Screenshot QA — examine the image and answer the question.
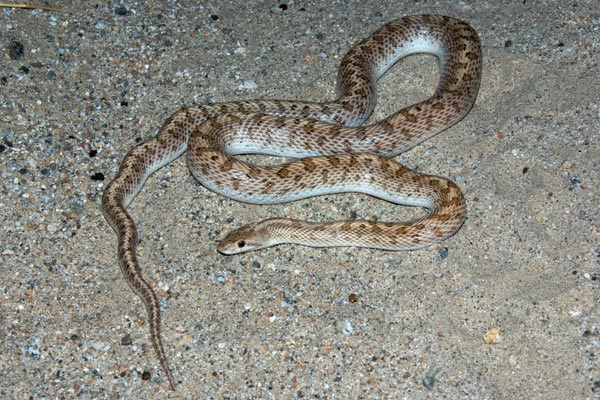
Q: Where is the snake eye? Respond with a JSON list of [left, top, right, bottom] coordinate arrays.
[[237, 240, 246, 248]]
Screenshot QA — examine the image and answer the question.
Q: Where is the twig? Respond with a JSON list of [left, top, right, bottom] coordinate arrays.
[[0, 3, 65, 12]]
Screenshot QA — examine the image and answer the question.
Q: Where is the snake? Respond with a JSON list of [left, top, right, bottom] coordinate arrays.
[[101, 14, 482, 389]]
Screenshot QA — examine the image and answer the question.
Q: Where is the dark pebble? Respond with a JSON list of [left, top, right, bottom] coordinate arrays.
[[438, 247, 448, 260], [422, 373, 436, 389], [120, 334, 132, 345], [8, 41, 24, 60], [114, 6, 129, 16]]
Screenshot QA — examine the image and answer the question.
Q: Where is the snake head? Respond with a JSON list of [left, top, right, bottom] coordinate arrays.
[[217, 222, 274, 255]]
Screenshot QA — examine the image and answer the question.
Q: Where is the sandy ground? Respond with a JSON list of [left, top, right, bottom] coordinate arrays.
[[1, 1, 598, 398]]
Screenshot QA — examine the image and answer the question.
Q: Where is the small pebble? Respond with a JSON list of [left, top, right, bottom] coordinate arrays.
[[121, 334, 133, 345], [341, 319, 354, 334], [46, 222, 60, 234], [239, 79, 257, 90], [8, 41, 24, 60], [438, 247, 449, 260], [114, 6, 129, 16], [484, 327, 502, 344], [422, 368, 438, 389]]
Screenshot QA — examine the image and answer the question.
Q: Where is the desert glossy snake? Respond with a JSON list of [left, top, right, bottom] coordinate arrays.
[[101, 14, 482, 389]]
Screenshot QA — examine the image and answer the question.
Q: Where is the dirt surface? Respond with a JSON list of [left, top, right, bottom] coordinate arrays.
[[1, 1, 598, 398]]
